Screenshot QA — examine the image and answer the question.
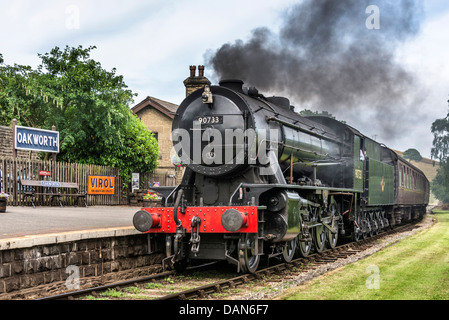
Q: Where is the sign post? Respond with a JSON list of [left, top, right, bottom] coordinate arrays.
[[12, 121, 60, 204], [52, 125, 57, 164], [12, 119, 17, 203], [131, 173, 140, 192]]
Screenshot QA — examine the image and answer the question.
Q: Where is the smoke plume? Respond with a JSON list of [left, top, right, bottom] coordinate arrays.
[[205, 0, 425, 142]]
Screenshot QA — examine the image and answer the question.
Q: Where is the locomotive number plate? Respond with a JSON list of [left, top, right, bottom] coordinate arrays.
[[195, 116, 223, 125]]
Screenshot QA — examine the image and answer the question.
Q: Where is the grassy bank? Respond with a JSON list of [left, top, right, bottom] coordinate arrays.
[[280, 211, 449, 300]]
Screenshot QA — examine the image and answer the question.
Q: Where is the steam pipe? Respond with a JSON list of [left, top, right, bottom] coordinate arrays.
[[266, 116, 340, 144], [173, 189, 184, 228], [173, 189, 185, 263]]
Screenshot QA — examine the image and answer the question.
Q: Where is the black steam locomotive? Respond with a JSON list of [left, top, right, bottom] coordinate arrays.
[[133, 79, 430, 273]]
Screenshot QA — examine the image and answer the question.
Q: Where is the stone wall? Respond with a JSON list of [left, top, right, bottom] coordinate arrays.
[[0, 231, 164, 299], [0, 125, 39, 160]]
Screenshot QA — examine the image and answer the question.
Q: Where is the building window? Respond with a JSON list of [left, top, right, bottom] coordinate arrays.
[[153, 132, 158, 142]]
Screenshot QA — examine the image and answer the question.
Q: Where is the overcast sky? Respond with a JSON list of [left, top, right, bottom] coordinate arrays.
[[1, 0, 449, 159]]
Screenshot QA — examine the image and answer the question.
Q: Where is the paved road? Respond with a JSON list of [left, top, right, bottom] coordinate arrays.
[[0, 205, 141, 239]]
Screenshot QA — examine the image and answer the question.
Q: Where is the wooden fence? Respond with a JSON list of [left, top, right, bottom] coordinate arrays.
[[0, 157, 166, 207]]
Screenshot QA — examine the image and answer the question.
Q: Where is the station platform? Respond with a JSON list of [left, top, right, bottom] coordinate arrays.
[[0, 205, 142, 250]]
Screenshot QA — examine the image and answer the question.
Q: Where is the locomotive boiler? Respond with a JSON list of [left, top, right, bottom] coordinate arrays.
[[133, 79, 430, 273]]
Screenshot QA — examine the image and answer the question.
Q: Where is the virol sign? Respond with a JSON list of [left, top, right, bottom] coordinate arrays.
[[88, 176, 115, 195]]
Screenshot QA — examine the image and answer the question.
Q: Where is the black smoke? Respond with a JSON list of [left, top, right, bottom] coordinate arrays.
[[205, 0, 425, 141]]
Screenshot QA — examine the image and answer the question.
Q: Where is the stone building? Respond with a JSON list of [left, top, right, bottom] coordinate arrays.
[[132, 65, 211, 186], [132, 96, 180, 185]]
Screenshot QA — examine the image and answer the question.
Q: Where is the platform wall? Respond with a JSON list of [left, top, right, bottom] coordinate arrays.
[[0, 231, 164, 299]]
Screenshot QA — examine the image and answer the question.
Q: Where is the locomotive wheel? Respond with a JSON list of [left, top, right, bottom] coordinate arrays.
[[384, 218, 390, 229], [372, 220, 379, 235], [282, 239, 296, 263], [238, 234, 260, 273], [297, 239, 312, 257], [327, 223, 339, 249], [313, 225, 326, 253], [361, 220, 369, 239], [326, 202, 339, 249], [368, 219, 374, 237], [353, 223, 361, 242], [378, 217, 384, 230], [174, 259, 188, 273]]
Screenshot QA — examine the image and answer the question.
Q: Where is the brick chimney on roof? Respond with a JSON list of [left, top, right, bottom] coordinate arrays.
[[183, 65, 211, 97]]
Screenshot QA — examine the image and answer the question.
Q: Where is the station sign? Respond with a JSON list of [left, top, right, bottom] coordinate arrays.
[[41, 181, 61, 188], [15, 126, 59, 153], [88, 175, 115, 195]]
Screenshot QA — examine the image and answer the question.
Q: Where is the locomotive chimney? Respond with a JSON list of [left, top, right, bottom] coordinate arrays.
[[219, 79, 244, 93], [183, 65, 211, 97]]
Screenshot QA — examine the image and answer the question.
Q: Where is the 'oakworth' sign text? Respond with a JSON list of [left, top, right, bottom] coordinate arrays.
[[15, 126, 60, 153]]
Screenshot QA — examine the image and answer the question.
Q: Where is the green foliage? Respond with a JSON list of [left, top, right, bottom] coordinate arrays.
[[431, 102, 449, 203], [0, 46, 158, 183], [403, 148, 422, 162], [431, 162, 449, 204], [431, 113, 449, 162]]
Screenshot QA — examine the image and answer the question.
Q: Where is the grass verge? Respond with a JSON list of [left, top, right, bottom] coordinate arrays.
[[279, 212, 449, 300]]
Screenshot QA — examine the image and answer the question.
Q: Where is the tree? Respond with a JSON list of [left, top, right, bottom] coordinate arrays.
[[403, 148, 422, 162], [431, 111, 449, 162], [431, 162, 449, 204], [430, 100, 449, 203], [0, 45, 159, 183]]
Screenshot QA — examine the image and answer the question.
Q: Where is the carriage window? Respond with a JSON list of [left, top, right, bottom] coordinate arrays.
[[408, 169, 411, 189], [403, 167, 406, 188], [407, 168, 410, 189], [402, 166, 405, 187]]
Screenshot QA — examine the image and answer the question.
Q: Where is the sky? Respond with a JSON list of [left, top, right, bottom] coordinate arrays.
[[1, 0, 449, 159]]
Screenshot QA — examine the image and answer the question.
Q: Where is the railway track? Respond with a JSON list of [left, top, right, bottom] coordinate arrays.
[[36, 219, 426, 301]]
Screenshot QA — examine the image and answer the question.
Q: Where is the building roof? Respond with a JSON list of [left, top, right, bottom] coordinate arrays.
[[132, 96, 179, 119]]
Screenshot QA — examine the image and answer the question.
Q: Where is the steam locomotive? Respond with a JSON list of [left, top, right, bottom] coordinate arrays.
[[133, 79, 430, 273]]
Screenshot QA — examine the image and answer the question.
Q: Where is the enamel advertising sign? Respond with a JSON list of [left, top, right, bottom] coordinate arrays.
[[88, 176, 115, 195]]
